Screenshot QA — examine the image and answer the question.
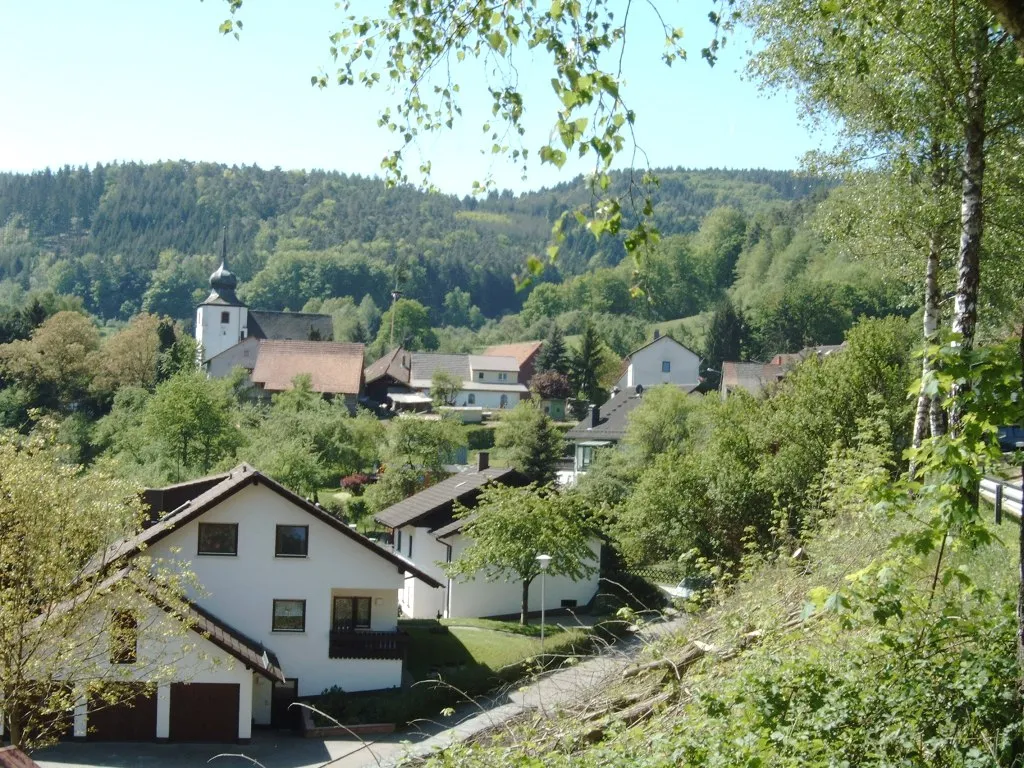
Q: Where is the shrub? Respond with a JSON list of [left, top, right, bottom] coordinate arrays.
[[340, 472, 376, 496], [465, 426, 495, 450]]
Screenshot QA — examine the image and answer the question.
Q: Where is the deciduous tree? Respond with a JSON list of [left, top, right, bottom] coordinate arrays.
[[447, 484, 597, 624]]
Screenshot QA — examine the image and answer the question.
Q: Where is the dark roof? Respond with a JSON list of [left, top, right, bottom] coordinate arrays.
[[183, 596, 285, 682], [374, 467, 526, 530], [625, 333, 698, 360], [93, 465, 443, 589], [248, 310, 333, 342], [432, 514, 476, 539], [365, 347, 412, 386], [35, 566, 286, 683], [565, 391, 646, 442], [0, 746, 40, 768], [142, 473, 231, 525], [410, 353, 471, 385], [250, 341, 365, 395]]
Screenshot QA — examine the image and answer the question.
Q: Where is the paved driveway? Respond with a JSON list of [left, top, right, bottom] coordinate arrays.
[[34, 730, 416, 768], [35, 616, 687, 768]]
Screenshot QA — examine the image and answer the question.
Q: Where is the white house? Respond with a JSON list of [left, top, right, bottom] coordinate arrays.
[[374, 456, 601, 619], [408, 353, 528, 409], [44, 465, 441, 743], [616, 333, 701, 392]]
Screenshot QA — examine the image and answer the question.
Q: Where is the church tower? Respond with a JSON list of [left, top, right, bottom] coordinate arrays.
[[195, 234, 248, 363]]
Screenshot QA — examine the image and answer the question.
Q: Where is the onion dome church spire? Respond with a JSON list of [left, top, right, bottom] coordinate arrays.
[[204, 229, 243, 307]]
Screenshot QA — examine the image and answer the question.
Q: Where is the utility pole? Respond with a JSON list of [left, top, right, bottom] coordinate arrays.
[[388, 284, 402, 348]]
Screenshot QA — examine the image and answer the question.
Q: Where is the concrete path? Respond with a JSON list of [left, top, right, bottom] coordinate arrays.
[[35, 615, 684, 768]]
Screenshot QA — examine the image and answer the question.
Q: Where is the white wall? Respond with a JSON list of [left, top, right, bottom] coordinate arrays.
[[205, 336, 259, 379], [64, 600, 256, 740], [196, 304, 248, 363], [619, 336, 700, 390], [397, 536, 598, 626], [147, 483, 408, 696], [397, 525, 449, 619]]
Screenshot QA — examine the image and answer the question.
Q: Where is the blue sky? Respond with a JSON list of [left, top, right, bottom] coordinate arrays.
[[0, 1, 828, 195]]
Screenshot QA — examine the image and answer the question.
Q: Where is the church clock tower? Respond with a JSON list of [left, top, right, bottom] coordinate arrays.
[[195, 237, 248, 363]]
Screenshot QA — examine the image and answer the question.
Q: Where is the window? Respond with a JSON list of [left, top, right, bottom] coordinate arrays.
[[275, 525, 308, 557], [581, 445, 594, 468], [109, 611, 138, 664], [198, 523, 238, 556], [477, 371, 484, 380], [662, 360, 671, 373], [500, 394, 509, 408], [332, 596, 372, 631], [272, 599, 306, 632], [396, 529, 402, 553], [498, 372, 508, 381], [407, 534, 413, 558], [560, 599, 578, 609], [467, 393, 476, 405], [220, 311, 230, 324]]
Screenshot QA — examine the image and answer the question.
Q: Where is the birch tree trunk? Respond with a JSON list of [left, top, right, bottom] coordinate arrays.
[[949, 32, 988, 435], [912, 224, 945, 453]]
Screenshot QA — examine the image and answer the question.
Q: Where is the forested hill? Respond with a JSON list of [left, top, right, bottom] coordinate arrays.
[[0, 162, 827, 323]]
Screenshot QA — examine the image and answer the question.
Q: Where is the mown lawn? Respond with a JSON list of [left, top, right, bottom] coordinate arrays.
[[310, 617, 592, 727]]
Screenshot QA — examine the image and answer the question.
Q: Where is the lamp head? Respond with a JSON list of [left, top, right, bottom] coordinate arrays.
[[536, 554, 552, 570]]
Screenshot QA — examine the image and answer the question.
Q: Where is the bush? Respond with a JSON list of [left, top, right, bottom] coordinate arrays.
[[340, 472, 376, 496], [465, 426, 495, 450]]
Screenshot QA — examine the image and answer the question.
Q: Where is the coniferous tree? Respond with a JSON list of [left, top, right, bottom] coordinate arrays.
[[535, 323, 569, 375]]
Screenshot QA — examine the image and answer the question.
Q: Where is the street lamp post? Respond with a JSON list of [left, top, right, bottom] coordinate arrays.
[[536, 554, 552, 653]]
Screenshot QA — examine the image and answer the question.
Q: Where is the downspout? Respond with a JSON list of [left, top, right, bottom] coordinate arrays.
[[441, 540, 453, 619]]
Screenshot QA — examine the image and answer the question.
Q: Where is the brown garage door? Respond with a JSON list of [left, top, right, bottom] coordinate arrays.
[[88, 683, 157, 741], [169, 683, 239, 742]]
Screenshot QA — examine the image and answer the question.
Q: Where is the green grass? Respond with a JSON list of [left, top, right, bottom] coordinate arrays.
[[310, 618, 592, 727]]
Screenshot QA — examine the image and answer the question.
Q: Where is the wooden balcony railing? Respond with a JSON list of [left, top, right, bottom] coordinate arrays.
[[328, 629, 408, 660]]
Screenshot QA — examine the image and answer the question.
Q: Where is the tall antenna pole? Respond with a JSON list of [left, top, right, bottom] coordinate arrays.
[[221, 227, 228, 268], [388, 282, 402, 348]]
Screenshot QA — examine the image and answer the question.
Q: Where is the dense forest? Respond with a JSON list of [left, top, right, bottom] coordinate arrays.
[[0, 161, 918, 368]]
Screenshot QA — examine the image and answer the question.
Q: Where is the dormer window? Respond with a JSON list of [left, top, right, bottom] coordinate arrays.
[[220, 311, 230, 324]]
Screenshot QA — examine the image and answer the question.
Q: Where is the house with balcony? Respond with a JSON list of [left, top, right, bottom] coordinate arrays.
[[37, 464, 441, 743]]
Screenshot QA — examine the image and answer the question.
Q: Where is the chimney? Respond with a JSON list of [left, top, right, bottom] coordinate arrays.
[[653, 329, 660, 340], [477, 451, 490, 471], [589, 404, 600, 428]]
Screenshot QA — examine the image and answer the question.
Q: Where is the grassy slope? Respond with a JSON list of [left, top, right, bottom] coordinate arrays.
[[426, 501, 1021, 765]]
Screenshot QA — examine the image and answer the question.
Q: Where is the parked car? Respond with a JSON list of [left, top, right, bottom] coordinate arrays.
[[663, 575, 714, 600], [998, 426, 1024, 453]]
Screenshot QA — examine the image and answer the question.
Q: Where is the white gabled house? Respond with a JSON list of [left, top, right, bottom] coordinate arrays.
[[616, 332, 701, 392], [375, 456, 601, 619], [36, 464, 441, 744]]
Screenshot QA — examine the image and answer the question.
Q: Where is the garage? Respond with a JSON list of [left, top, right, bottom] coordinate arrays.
[[87, 683, 157, 741], [168, 683, 240, 742]]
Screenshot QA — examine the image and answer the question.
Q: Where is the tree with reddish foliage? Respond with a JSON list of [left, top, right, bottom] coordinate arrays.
[[529, 370, 573, 401]]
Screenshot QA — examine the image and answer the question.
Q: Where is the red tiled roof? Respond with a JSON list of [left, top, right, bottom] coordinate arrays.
[[483, 341, 542, 367], [251, 341, 364, 395]]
